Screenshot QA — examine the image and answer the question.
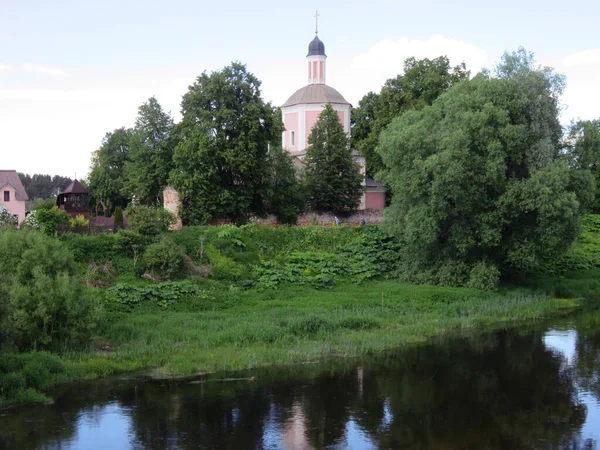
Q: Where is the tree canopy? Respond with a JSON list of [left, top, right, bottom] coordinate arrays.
[[170, 62, 278, 224], [566, 119, 600, 211], [123, 97, 176, 205], [87, 127, 132, 214], [304, 103, 363, 213], [377, 49, 592, 289], [18, 174, 72, 200], [351, 56, 470, 178]]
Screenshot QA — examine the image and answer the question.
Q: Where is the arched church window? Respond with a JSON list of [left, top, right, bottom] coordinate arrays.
[[291, 131, 295, 146]]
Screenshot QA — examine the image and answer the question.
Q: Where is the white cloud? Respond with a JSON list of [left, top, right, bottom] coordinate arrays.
[[22, 63, 70, 77], [555, 49, 600, 122], [351, 35, 490, 73], [0, 64, 11, 73], [563, 49, 600, 67]]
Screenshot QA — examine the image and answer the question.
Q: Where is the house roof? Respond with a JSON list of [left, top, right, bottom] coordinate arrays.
[[365, 178, 383, 187], [60, 179, 89, 195], [282, 84, 351, 108], [0, 170, 29, 200]]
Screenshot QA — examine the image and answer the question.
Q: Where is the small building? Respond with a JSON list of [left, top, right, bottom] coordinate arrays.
[[57, 179, 90, 219], [0, 170, 29, 224]]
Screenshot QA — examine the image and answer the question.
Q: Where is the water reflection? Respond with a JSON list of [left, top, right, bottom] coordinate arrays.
[[2, 312, 600, 449]]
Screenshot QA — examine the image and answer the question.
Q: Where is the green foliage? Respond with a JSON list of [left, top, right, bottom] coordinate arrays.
[[565, 119, 600, 212], [546, 214, 600, 274], [30, 197, 58, 211], [87, 127, 132, 214], [113, 206, 123, 229], [0, 230, 100, 351], [171, 62, 279, 224], [35, 206, 70, 235], [304, 103, 363, 213], [7, 269, 100, 351], [123, 97, 175, 205], [126, 205, 175, 237], [377, 49, 587, 289], [265, 135, 305, 224], [143, 236, 187, 279], [69, 214, 89, 230], [254, 251, 374, 288], [0, 205, 18, 228], [104, 281, 198, 311], [351, 56, 470, 178], [18, 173, 71, 200]]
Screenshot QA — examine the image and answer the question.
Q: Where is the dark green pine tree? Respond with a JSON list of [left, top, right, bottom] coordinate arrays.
[[304, 103, 363, 213]]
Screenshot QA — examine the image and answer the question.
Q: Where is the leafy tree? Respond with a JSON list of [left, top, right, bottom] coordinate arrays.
[[87, 127, 132, 214], [377, 49, 592, 289], [304, 103, 363, 213], [170, 62, 278, 224], [351, 56, 469, 178], [566, 119, 600, 211], [123, 97, 176, 205]]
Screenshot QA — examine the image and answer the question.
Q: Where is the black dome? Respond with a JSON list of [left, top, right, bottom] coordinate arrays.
[[307, 36, 326, 56]]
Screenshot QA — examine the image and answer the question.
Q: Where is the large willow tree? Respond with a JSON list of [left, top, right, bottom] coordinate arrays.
[[377, 49, 593, 289]]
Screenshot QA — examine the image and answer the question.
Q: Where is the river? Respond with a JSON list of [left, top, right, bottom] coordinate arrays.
[[2, 311, 600, 449]]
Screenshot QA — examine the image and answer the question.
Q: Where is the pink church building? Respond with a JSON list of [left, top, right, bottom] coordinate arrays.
[[280, 25, 385, 211]]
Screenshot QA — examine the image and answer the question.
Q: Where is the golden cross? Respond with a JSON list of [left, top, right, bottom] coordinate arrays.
[[314, 10, 319, 35]]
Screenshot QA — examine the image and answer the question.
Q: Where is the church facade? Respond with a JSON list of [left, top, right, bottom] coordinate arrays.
[[280, 25, 385, 211]]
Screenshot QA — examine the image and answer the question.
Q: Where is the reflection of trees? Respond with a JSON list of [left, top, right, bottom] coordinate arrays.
[[1, 323, 597, 450], [574, 311, 600, 401]]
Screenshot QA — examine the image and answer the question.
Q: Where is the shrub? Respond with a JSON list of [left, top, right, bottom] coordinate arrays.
[[114, 206, 124, 230], [0, 230, 100, 351], [69, 214, 90, 232], [0, 205, 18, 228], [35, 207, 70, 235], [466, 261, 500, 291], [143, 236, 187, 279], [21, 212, 40, 230], [126, 205, 175, 238]]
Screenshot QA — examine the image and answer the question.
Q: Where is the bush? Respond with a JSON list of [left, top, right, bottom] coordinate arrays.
[[126, 205, 175, 238], [69, 214, 90, 233], [21, 212, 40, 230], [0, 205, 18, 228], [35, 207, 70, 235], [0, 230, 100, 351], [143, 236, 187, 279], [114, 206, 124, 230]]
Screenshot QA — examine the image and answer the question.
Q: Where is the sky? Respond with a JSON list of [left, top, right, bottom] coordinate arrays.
[[1, 0, 599, 179]]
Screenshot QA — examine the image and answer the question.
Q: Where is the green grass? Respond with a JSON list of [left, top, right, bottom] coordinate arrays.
[[1, 276, 593, 409], [97, 278, 586, 375]]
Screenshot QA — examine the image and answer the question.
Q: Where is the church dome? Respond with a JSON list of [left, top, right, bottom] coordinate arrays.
[[282, 84, 350, 107], [307, 36, 326, 56]]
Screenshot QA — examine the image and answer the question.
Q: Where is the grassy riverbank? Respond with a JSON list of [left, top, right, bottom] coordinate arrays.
[[1, 274, 593, 409], [2, 220, 600, 409]]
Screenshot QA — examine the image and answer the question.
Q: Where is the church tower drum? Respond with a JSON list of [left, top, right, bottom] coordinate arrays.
[[281, 13, 351, 157]]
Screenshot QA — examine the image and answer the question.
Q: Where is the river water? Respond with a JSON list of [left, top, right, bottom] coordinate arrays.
[[2, 311, 600, 449]]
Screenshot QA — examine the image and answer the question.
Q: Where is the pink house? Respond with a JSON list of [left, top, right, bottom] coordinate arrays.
[[0, 170, 29, 224]]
